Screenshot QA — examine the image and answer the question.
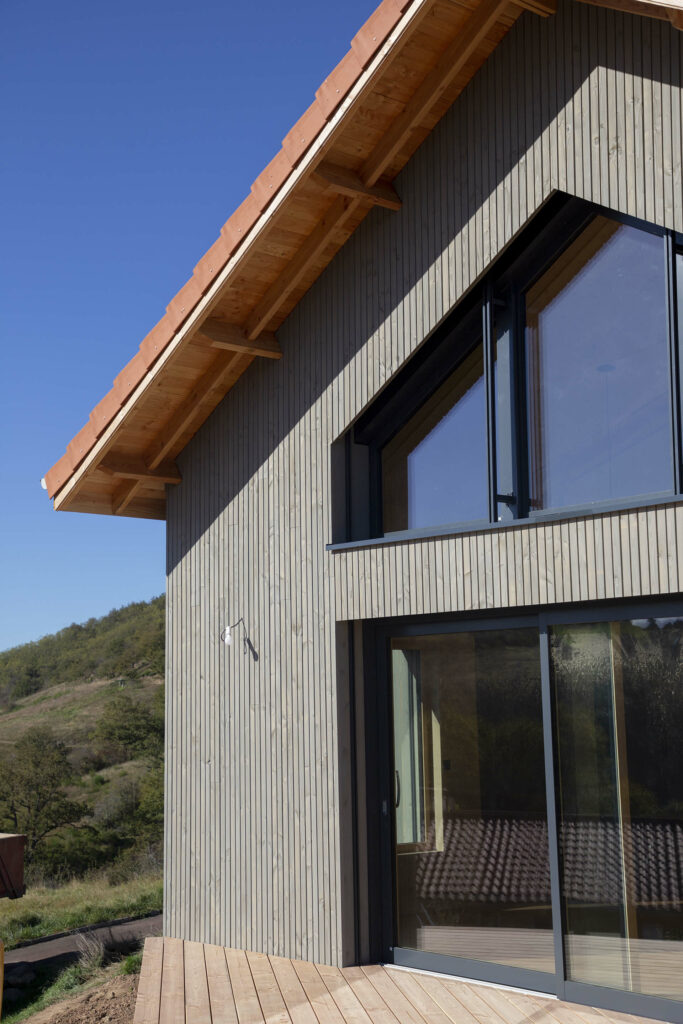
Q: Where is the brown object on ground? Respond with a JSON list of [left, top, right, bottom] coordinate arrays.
[[26, 973, 138, 1024]]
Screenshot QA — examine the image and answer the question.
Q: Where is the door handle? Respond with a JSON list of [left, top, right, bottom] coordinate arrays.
[[395, 769, 401, 808]]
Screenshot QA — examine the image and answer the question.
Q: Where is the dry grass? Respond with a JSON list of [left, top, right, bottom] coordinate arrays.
[[0, 676, 162, 754], [0, 874, 162, 948]]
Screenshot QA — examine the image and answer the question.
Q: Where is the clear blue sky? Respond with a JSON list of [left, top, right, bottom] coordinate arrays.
[[0, 0, 375, 652]]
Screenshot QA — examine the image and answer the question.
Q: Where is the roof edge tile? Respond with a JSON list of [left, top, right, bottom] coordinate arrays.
[[315, 49, 364, 120], [351, 0, 404, 67]]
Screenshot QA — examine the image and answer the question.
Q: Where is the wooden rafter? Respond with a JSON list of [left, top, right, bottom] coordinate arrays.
[[145, 350, 243, 469], [313, 162, 402, 210], [362, 0, 513, 186], [194, 318, 282, 358], [245, 0, 512, 340], [100, 455, 182, 483], [112, 478, 142, 515], [245, 195, 356, 340]]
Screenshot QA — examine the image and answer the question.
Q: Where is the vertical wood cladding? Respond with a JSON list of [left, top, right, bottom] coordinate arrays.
[[165, 1, 683, 963]]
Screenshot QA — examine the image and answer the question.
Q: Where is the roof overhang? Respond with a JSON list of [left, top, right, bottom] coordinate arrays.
[[44, 0, 683, 520]]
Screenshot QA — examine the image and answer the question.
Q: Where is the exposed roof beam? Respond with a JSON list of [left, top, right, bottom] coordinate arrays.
[[112, 479, 140, 515], [362, 0, 513, 186], [244, 0, 511, 340], [194, 318, 282, 358], [145, 350, 243, 469], [313, 161, 402, 210], [99, 456, 182, 484], [512, 0, 557, 14], [575, 0, 682, 23], [245, 195, 356, 340]]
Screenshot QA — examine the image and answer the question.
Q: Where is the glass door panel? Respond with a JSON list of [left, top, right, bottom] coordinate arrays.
[[551, 617, 683, 1002], [390, 629, 555, 974]]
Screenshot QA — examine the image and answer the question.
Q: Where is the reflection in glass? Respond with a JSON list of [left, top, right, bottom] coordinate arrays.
[[526, 217, 671, 511], [551, 618, 683, 1000], [382, 343, 487, 533], [391, 630, 554, 973]]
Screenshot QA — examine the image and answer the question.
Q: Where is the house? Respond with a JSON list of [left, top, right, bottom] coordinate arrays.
[[43, 0, 683, 1020]]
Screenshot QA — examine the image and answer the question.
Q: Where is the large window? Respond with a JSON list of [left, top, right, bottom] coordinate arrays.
[[382, 342, 488, 532], [525, 217, 671, 511], [332, 197, 683, 544]]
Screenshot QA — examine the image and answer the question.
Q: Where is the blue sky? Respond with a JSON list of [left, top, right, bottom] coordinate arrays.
[[0, 0, 375, 652]]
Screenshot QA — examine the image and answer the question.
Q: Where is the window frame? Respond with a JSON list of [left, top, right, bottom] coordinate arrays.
[[329, 195, 683, 548]]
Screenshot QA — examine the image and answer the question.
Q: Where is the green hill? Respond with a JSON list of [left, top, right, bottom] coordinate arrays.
[[0, 597, 166, 888], [0, 596, 165, 706]]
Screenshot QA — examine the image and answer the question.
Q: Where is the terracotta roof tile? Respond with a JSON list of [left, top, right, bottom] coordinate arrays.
[[44, 453, 75, 498], [112, 351, 148, 406], [139, 318, 172, 369], [352, 0, 404, 67], [416, 817, 683, 909], [315, 49, 364, 119], [192, 235, 232, 292], [165, 276, 204, 333], [251, 148, 294, 209], [89, 390, 123, 438], [281, 100, 328, 166], [66, 421, 97, 469], [220, 192, 262, 251]]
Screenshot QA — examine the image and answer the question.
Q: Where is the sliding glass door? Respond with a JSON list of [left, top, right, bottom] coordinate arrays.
[[551, 616, 683, 1003], [390, 626, 555, 986], [384, 607, 683, 1019]]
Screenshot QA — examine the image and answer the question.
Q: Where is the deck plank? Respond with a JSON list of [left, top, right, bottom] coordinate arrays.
[[316, 963, 375, 1024], [410, 971, 483, 1024], [268, 956, 320, 1024], [133, 936, 164, 1024], [134, 942, 672, 1024], [204, 943, 239, 1024], [246, 950, 293, 1024], [185, 941, 212, 1024], [291, 958, 346, 1024], [383, 967, 458, 1024], [360, 965, 427, 1024], [159, 937, 185, 1024], [339, 966, 400, 1024], [225, 947, 266, 1024]]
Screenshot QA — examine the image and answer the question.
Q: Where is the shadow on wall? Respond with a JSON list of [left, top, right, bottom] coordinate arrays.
[[167, 0, 683, 574]]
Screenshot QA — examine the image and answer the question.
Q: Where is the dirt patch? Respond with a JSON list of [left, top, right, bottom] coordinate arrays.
[[25, 974, 138, 1024]]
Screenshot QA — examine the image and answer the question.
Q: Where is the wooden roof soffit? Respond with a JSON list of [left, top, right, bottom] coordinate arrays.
[[48, 0, 565, 519], [245, 0, 513, 342]]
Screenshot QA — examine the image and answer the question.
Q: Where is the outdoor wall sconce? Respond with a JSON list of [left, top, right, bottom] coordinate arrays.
[[219, 618, 258, 662]]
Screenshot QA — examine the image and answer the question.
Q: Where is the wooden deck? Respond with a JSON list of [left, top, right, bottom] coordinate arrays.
[[133, 937, 667, 1024]]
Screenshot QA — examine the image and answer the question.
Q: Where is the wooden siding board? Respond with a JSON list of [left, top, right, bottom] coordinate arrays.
[[165, 0, 683, 963]]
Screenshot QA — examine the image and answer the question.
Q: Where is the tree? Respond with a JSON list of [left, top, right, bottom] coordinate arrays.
[[94, 690, 164, 763], [0, 727, 87, 862]]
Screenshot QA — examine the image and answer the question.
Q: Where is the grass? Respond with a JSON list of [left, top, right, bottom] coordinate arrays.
[[0, 873, 162, 949], [1, 940, 143, 1023]]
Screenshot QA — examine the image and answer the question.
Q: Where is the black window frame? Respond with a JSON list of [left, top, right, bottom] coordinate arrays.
[[329, 194, 683, 548]]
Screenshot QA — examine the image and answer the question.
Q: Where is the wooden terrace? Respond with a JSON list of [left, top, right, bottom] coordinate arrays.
[[133, 937, 667, 1024]]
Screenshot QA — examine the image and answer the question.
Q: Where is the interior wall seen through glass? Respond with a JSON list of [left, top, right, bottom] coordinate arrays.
[[382, 343, 488, 533], [525, 218, 671, 511]]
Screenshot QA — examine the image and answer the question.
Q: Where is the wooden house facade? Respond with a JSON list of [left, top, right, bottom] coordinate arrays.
[[45, 0, 683, 1019]]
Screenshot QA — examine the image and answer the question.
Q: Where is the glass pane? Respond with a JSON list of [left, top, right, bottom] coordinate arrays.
[[552, 618, 683, 1001], [391, 630, 554, 974], [382, 342, 487, 532], [526, 218, 671, 511]]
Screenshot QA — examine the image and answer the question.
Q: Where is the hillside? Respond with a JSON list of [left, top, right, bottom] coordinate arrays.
[[0, 597, 166, 888], [0, 595, 165, 706]]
